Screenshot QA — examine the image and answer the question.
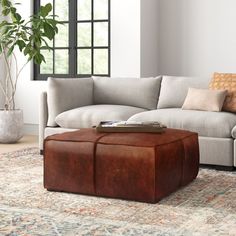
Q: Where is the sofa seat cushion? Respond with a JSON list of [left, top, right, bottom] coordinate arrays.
[[128, 108, 236, 138], [55, 105, 147, 129]]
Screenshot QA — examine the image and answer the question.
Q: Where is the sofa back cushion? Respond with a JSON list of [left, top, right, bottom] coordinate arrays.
[[47, 77, 93, 127], [157, 76, 211, 108], [93, 76, 162, 110]]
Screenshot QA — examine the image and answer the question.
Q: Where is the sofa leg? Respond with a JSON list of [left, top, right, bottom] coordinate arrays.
[[40, 150, 44, 155]]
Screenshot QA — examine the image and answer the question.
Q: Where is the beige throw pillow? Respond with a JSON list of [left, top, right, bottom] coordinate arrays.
[[182, 88, 227, 112]]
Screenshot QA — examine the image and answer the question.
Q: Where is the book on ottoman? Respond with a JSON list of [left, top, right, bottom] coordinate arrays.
[[96, 121, 167, 133]]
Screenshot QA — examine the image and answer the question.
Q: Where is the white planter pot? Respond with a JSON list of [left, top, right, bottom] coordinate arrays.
[[0, 109, 23, 143]]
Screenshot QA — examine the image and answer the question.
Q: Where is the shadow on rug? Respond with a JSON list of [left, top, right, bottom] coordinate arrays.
[[0, 148, 236, 236]]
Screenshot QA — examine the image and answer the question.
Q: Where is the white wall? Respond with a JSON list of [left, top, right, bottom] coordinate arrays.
[[141, 0, 159, 77], [111, 0, 159, 77], [111, 0, 141, 77], [159, 0, 236, 77]]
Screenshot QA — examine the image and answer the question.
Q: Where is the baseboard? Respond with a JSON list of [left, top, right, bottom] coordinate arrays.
[[200, 164, 235, 171], [23, 124, 38, 135]]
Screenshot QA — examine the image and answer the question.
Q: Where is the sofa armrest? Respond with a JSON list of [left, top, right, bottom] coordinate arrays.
[[47, 77, 94, 127], [39, 92, 48, 151], [232, 125, 236, 139]]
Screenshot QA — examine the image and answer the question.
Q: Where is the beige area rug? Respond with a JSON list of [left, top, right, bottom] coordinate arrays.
[[0, 148, 236, 236]]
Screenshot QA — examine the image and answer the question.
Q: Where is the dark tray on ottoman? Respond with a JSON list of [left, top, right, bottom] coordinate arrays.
[[44, 128, 199, 203]]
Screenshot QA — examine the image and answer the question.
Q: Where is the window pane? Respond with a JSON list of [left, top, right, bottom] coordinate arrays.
[[94, 49, 108, 74], [94, 22, 108, 47], [40, 50, 53, 74], [55, 0, 69, 21], [42, 36, 53, 48], [77, 23, 91, 47], [55, 23, 69, 47], [55, 50, 69, 74], [77, 49, 91, 74], [94, 0, 108, 20], [41, 0, 53, 7], [78, 0, 91, 20]]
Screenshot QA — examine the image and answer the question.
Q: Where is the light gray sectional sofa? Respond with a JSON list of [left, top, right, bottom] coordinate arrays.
[[39, 76, 236, 169]]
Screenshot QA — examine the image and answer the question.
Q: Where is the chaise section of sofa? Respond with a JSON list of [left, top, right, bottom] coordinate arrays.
[[128, 75, 236, 168], [129, 108, 236, 167]]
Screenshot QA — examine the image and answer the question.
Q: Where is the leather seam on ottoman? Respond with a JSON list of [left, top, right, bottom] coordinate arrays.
[[93, 135, 109, 195]]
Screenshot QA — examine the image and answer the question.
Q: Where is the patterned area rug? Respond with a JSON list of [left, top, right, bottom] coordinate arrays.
[[0, 148, 236, 236]]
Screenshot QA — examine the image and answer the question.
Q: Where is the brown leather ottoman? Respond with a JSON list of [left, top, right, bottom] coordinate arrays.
[[44, 128, 199, 203]]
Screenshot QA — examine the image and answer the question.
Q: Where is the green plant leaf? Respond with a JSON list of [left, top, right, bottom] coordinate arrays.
[[2, 25, 10, 34], [54, 26, 58, 33], [46, 19, 61, 27], [2, 8, 10, 16], [11, 12, 21, 22], [24, 44, 31, 56], [44, 3, 52, 14], [16, 40, 25, 52], [6, 41, 13, 48], [7, 45, 14, 57], [34, 37, 42, 48], [0, 20, 8, 28], [40, 3, 52, 17], [2, 0, 11, 7], [33, 52, 45, 64], [10, 7, 16, 14], [40, 53, 46, 63], [21, 31, 27, 40], [43, 22, 55, 40]]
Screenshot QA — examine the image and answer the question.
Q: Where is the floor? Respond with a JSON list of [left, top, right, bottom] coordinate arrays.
[[0, 135, 38, 154]]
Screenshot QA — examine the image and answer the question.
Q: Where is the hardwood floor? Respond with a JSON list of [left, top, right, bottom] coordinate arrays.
[[0, 135, 38, 154]]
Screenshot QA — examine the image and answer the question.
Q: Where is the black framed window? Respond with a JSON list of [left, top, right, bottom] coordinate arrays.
[[34, 0, 110, 80]]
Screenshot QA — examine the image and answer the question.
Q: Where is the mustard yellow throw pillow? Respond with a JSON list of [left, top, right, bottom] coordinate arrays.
[[209, 73, 236, 112]]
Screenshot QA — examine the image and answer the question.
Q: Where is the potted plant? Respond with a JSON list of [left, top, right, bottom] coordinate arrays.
[[0, 0, 59, 143]]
